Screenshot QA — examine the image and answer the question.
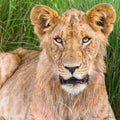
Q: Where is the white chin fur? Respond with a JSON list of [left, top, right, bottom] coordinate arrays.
[[61, 84, 87, 95]]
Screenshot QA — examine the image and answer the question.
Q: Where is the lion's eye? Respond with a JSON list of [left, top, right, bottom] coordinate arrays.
[[54, 37, 63, 45], [82, 37, 91, 45]]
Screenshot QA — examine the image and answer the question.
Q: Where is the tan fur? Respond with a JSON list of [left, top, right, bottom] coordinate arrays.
[[0, 3, 116, 120], [0, 51, 21, 88]]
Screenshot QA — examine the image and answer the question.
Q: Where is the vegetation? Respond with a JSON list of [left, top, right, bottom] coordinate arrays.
[[0, 0, 120, 119]]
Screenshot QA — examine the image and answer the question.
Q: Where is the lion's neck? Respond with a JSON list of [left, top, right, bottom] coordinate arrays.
[[31, 49, 107, 119]]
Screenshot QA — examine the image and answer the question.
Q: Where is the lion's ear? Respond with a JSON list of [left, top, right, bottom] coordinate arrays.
[[30, 5, 59, 37], [86, 4, 116, 36]]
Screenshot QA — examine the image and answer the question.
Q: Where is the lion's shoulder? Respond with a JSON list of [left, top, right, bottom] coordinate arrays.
[[0, 48, 40, 88]]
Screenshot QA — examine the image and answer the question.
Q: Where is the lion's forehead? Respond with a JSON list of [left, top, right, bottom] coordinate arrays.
[[62, 8, 84, 19], [51, 9, 95, 39], [61, 9, 85, 28]]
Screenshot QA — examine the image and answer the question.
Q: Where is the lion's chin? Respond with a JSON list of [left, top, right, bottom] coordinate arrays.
[[61, 84, 87, 95], [59, 75, 89, 94]]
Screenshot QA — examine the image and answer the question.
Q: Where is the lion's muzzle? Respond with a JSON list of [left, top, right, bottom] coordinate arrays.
[[59, 74, 89, 84]]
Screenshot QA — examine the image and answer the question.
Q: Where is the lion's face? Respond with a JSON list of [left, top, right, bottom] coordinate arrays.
[[49, 10, 103, 94], [30, 4, 116, 94]]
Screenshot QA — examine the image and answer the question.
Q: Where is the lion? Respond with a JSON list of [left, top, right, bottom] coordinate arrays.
[[0, 3, 116, 120]]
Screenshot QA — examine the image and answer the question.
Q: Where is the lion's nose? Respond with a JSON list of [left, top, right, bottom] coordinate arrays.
[[65, 66, 79, 74]]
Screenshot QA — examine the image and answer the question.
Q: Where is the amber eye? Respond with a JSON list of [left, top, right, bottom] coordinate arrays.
[[82, 37, 91, 45], [54, 37, 63, 45]]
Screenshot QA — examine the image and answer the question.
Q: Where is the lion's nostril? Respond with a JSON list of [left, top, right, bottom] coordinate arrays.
[[65, 66, 79, 74]]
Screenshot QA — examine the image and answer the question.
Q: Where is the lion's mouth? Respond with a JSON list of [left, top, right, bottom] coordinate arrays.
[[59, 75, 89, 84]]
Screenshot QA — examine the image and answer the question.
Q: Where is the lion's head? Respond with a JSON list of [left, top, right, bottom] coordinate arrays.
[[30, 4, 116, 94]]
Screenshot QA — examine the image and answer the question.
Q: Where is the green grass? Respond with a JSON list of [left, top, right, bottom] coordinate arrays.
[[0, 0, 120, 119]]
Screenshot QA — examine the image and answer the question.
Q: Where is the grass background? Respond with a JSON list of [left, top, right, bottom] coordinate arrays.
[[0, 0, 120, 119]]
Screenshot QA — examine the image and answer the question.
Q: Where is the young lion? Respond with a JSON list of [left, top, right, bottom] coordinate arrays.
[[0, 3, 116, 120]]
